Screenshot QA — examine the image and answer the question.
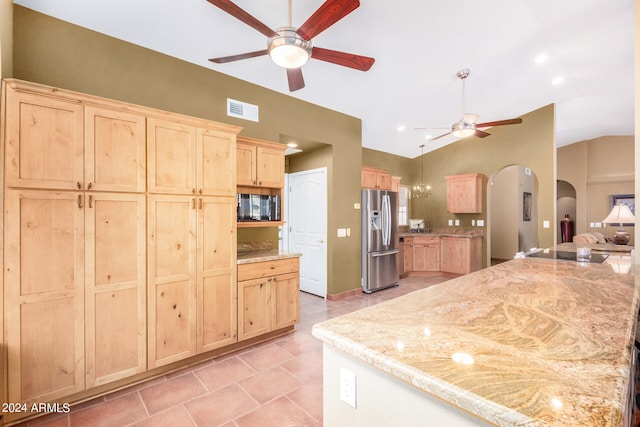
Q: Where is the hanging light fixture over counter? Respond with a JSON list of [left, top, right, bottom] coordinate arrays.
[[412, 144, 431, 199]]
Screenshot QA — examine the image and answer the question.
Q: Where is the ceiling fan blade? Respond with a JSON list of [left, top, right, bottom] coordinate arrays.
[[474, 130, 491, 138], [209, 49, 268, 63], [297, 0, 360, 40], [311, 47, 374, 71], [287, 68, 305, 91], [205, 0, 278, 37], [429, 132, 452, 141], [476, 118, 523, 128]]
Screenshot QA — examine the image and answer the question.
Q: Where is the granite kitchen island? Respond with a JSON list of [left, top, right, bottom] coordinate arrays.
[[312, 257, 639, 426]]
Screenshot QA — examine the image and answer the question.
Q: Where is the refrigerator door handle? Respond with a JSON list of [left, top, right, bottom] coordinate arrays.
[[381, 194, 389, 246], [371, 249, 399, 257]]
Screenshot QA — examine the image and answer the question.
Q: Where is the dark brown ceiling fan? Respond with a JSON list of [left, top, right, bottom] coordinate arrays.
[[206, 0, 375, 92], [416, 69, 523, 140]]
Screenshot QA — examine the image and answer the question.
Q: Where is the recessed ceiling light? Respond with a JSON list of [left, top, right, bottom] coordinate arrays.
[[424, 134, 433, 140], [552, 76, 564, 85], [287, 142, 298, 148], [534, 53, 549, 64], [397, 125, 406, 132]]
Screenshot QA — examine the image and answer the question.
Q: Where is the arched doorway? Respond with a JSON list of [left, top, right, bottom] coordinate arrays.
[[556, 180, 577, 243], [488, 165, 539, 264]]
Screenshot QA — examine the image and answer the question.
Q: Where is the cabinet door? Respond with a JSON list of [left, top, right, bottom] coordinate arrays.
[[441, 237, 468, 274], [403, 240, 413, 273], [446, 174, 483, 213], [85, 193, 146, 387], [85, 106, 146, 193], [147, 118, 197, 195], [272, 272, 300, 330], [197, 196, 237, 352], [147, 195, 197, 368], [198, 128, 236, 196], [376, 173, 392, 191], [236, 142, 257, 186], [256, 146, 284, 188], [411, 244, 428, 272], [5, 91, 84, 190], [238, 277, 271, 341], [361, 168, 378, 189], [425, 244, 441, 271], [5, 190, 85, 403]]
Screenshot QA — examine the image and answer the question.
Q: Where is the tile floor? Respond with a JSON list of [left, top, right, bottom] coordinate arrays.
[[15, 276, 447, 427]]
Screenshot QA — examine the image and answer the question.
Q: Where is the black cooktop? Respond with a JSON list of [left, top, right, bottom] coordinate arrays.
[[526, 250, 609, 264]]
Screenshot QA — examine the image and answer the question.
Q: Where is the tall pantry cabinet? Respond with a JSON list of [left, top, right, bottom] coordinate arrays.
[[0, 79, 242, 410], [3, 84, 148, 403], [147, 118, 238, 368]]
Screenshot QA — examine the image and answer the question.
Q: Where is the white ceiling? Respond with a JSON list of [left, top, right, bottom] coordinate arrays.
[[14, 0, 635, 158]]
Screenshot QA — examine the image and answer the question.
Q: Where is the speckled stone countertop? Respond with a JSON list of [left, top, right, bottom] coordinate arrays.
[[400, 227, 483, 238], [312, 257, 639, 426]]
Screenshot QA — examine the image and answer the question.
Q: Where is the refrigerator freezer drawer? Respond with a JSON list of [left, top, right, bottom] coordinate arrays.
[[363, 250, 399, 293]]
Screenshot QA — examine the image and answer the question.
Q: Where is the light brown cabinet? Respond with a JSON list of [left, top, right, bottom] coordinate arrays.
[[440, 236, 482, 275], [147, 195, 237, 368], [445, 174, 485, 213], [361, 166, 392, 190], [148, 118, 235, 196], [1, 79, 241, 418], [237, 258, 300, 341], [237, 137, 285, 188], [411, 236, 441, 272]]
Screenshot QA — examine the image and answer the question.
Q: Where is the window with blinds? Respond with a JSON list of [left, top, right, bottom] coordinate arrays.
[[398, 185, 409, 226]]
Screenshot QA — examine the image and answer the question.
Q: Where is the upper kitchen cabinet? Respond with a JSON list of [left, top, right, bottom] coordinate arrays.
[[148, 118, 236, 196], [445, 173, 485, 213], [4, 85, 146, 192], [237, 136, 285, 189], [361, 166, 392, 190]]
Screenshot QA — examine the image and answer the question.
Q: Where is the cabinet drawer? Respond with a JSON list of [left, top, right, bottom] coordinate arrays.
[[412, 236, 440, 245], [238, 257, 300, 281]]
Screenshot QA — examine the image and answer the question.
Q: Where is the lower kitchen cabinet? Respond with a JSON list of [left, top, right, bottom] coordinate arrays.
[[237, 258, 300, 341], [440, 236, 482, 275], [411, 237, 441, 272]]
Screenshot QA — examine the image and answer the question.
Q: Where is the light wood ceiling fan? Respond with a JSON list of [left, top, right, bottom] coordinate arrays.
[[206, 0, 375, 91]]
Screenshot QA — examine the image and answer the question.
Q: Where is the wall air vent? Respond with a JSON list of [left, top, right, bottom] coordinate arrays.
[[227, 98, 259, 122]]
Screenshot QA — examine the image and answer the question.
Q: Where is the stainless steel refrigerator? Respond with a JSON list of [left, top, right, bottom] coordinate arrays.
[[361, 189, 399, 293]]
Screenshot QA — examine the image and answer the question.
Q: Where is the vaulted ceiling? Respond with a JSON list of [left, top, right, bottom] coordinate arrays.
[[14, 0, 635, 158]]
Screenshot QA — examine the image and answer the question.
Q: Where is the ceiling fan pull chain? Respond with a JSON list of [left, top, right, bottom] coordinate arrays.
[[288, 0, 292, 26]]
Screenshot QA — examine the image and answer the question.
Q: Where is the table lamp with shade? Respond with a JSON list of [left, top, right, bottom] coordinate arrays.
[[602, 202, 635, 245]]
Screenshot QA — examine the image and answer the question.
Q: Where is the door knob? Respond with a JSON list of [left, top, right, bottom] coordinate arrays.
[[317, 239, 324, 244]]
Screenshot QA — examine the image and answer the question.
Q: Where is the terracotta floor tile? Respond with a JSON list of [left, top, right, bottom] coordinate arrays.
[[280, 349, 323, 382], [69, 393, 146, 427], [194, 357, 255, 391], [238, 343, 295, 372], [287, 378, 324, 422], [237, 366, 301, 404], [104, 375, 168, 400], [184, 383, 258, 426], [235, 396, 319, 427], [275, 332, 323, 356], [139, 373, 207, 415], [130, 405, 195, 427], [18, 413, 69, 427]]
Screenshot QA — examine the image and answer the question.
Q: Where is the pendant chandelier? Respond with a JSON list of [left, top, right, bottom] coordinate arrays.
[[412, 144, 431, 199]]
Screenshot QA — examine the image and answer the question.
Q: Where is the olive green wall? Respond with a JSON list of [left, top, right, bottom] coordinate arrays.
[[0, 0, 11, 78], [362, 148, 415, 187], [363, 104, 556, 266], [11, 5, 362, 296]]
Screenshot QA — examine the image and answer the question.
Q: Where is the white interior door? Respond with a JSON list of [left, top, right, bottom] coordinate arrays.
[[288, 167, 327, 298]]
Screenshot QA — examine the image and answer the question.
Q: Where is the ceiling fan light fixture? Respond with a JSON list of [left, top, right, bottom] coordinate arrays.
[[451, 120, 476, 138], [268, 27, 312, 69]]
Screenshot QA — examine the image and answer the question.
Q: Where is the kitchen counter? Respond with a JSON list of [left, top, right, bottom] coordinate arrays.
[[312, 257, 639, 426], [237, 248, 301, 264], [399, 226, 483, 239]]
